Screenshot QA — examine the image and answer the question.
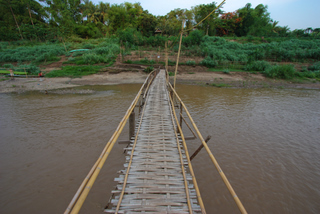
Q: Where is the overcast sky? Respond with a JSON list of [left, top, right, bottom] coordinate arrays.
[[90, 0, 320, 30]]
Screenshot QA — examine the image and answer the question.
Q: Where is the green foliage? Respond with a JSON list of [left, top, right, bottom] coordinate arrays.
[[82, 43, 96, 49], [308, 61, 320, 71], [1, 63, 41, 75], [223, 69, 230, 74], [186, 60, 196, 66], [143, 66, 154, 73], [137, 58, 156, 65], [0, 44, 66, 63], [263, 64, 296, 79], [0, 70, 25, 75], [199, 36, 320, 63], [183, 30, 205, 46], [244, 60, 271, 71], [200, 56, 217, 68], [81, 53, 106, 64], [45, 66, 103, 77]]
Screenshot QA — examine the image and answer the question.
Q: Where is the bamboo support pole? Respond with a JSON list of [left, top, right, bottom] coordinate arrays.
[[168, 83, 247, 214], [65, 72, 154, 214], [179, 103, 183, 128], [168, 87, 206, 214], [173, 19, 185, 89], [190, 135, 211, 161], [179, 112, 197, 138], [129, 111, 135, 140], [165, 41, 168, 72]]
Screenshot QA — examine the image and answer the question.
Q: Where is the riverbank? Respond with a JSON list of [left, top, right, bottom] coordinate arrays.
[[1, 68, 319, 93]]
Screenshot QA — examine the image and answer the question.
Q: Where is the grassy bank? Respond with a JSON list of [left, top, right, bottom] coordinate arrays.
[[1, 36, 320, 82]]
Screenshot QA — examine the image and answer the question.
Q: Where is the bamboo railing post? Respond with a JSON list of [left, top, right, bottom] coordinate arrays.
[[129, 111, 135, 140], [165, 41, 168, 72], [190, 135, 211, 161], [173, 19, 185, 89], [179, 103, 183, 128]]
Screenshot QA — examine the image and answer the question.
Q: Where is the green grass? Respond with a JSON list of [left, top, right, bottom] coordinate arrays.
[[0, 70, 26, 75], [1, 77, 9, 81], [45, 65, 103, 78]]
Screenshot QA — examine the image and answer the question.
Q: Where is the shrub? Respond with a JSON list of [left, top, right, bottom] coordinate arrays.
[[81, 53, 105, 64], [244, 60, 271, 71], [45, 65, 102, 77], [308, 61, 320, 71], [144, 66, 154, 73], [263, 64, 296, 79], [82, 43, 95, 49], [200, 56, 217, 68], [186, 60, 196, 66], [223, 69, 230, 74]]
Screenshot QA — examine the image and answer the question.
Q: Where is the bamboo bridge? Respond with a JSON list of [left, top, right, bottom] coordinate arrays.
[[65, 69, 247, 214]]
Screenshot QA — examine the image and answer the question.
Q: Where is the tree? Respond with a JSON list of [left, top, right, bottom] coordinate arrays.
[[193, 2, 223, 36], [43, 0, 82, 35], [137, 12, 157, 37]]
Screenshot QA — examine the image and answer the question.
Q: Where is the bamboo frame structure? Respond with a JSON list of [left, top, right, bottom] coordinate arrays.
[[168, 83, 248, 214], [65, 72, 155, 214]]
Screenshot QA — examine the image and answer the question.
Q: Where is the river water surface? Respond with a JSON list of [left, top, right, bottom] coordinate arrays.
[[0, 84, 319, 214]]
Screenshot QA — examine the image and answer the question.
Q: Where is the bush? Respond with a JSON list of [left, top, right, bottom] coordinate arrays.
[[244, 61, 271, 71], [0, 44, 66, 62], [144, 66, 154, 73], [82, 43, 95, 49], [186, 60, 196, 66], [45, 65, 102, 77], [263, 64, 296, 79], [81, 53, 105, 64], [308, 61, 320, 71], [200, 56, 217, 68]]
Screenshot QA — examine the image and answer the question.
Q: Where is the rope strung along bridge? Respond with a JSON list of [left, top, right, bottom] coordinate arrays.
[[65, 69, 247, 214]]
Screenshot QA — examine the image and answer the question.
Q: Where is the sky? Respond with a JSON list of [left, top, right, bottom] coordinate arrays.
[[90, 0, 320, 31]]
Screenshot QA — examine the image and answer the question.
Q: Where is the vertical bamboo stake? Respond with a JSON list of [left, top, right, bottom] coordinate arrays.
[[129, 111, 135, 140], [173, 19, 185, 89], [179, 103, 183, 128], [165, 41, 168, 72]]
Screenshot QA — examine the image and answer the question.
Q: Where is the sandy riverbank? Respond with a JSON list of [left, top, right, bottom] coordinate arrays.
[[1, 69, 319, 93]]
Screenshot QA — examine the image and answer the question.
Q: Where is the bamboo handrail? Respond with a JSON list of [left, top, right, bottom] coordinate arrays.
[[115, 82, 150, 213], [168, 83, 247, 214], [168, 86, 206, 213], [65, 72, 155, 214]]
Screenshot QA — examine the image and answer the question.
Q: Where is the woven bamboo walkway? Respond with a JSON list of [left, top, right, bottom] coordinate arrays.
[[105, 70, 201, 213]]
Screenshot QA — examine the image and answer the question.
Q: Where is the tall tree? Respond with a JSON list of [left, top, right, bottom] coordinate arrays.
[[193, 2, 222, 36]]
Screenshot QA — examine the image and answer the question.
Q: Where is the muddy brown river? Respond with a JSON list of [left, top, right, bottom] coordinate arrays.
[[1, 84, 319, 213]]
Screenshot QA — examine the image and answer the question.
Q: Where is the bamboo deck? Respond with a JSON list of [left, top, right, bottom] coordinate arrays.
[[105, 70, 201, 213]]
